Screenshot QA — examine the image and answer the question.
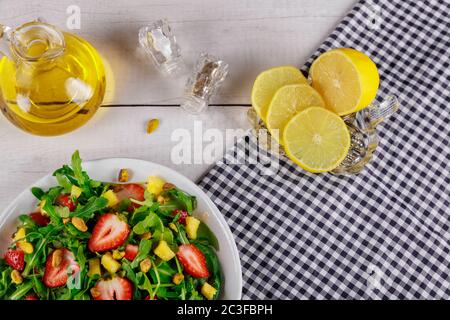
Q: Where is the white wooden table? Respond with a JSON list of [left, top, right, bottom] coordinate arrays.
[[0, 0, 355, 209]]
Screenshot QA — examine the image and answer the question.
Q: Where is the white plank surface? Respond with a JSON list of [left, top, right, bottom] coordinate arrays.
[[0, 0, 355, 209]]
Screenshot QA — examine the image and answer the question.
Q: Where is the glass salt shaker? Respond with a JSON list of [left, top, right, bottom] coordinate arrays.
[[181, 53, 229, 115], [138, 19, 184, 76]]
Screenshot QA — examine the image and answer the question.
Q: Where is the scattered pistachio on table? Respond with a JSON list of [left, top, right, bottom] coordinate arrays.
[[147, 118, 159, 134]]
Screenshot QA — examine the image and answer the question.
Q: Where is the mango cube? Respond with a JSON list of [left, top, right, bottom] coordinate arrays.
[[186, 216, 200, 240], [112, 250, 125, 260], [147, 176, 165, 196], [87, 258, 101, 277], [201, 283, 217, 300], [102, 190, 119, 207], [154, 240, 175, 261], [101, 253, 121, 274]]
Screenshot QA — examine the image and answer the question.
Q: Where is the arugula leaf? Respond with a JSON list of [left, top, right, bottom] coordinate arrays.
[[167, 189, 196, 214], [158, 287, 182, 299], [122, 261, 141, 300], [32, 276, 48, 299], [122, 261, 137, 283], [53, 165, 78, 185], [43, 199, 63, 226], [196, 243, 222, 296], [130, 239, 152, 268], [153, 228, 174, 244], [135, 212, 172, 243], [23, 226, 61, 276], [130, 206, 151, 225], [71, 151, 86, 187], [175, 222, 189, 245], [75, 244, 87, 271], [72, 197, 108, 219], [64, 223, 90, 239], [31, 187, 45, 200], [133, 212, 160, 235], [90, 180, 102, 189], [185, 277, 204, 300], [136, 272, 153, 297], [158, 200, 181, 213], [66, 150, 99, 197], [9, 281, 34, 300], [55, 206, 70, 218], [73, 292, 90, 300], [47, 186, 64, 202], [0, 268, 11, 298], [72, 276, 95, 300], [150, 261, 176, 283], [54, 287, 72, 300], [195, 222, 220, 250], [56, 173, 72, 193], [149, 259, 161, 298], [18, 214, 37, 228], [117, 198, 132, 213]]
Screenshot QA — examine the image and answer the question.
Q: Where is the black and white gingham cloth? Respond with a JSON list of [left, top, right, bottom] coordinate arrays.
[[198, 0, 450, 299]]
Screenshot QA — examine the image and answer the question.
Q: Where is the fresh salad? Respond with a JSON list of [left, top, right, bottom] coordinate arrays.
[[0, 151, 221, 300]]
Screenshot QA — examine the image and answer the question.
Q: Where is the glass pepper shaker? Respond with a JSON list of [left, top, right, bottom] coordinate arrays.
[[181, 53, 229, 115]]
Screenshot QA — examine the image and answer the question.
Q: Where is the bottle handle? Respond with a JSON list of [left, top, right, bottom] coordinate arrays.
[[0, 24, 12, 59], [355, 95, 400, 133]]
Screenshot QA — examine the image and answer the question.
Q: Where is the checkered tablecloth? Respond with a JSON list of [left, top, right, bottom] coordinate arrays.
[[198, 0, 450, 299]]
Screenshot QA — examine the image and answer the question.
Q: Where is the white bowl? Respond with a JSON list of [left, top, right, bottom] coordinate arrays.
[[0, 158, 242, 300]]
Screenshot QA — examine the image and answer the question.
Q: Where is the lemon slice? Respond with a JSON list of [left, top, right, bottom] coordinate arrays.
[[266, 84, 325, 144], [251, 65, 308, 121], [309, 48, 379, 116], [283, 107, 350, 173]]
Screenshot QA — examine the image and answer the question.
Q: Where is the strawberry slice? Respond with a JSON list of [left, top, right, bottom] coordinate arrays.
[[43, 248, 80, 288], [124, 244, 139, 261], [88, 214, 130, 252], [114, 184, 145, 203], [176, 244, 210, 278], [172, 209, 188, 224], [4, 249, 25, 271], [114, 184, 145, 211], [92, 277, 132, 300], [55, 194, 77, 212], [30, 212, 50, 226], [25, 294, 38, 300]]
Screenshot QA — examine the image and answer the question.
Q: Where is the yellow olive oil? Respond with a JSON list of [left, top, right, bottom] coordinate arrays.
[[0, 30, 105, 136]]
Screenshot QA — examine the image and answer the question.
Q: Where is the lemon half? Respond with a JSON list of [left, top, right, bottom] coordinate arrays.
[[283, 107, 350, 173], [309, 48, 379, 116], [251, 65, 307, 121]]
